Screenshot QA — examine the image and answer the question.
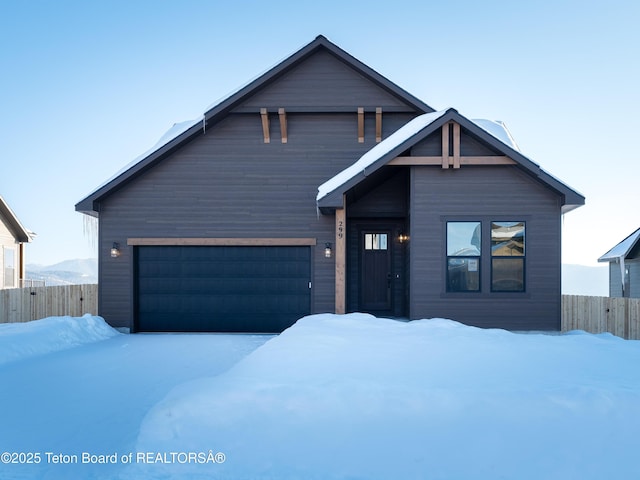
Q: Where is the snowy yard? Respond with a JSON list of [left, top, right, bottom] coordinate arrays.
[[1, 314, 640, 479]]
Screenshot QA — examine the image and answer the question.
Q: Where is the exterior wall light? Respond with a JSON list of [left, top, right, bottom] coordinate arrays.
[[324, 242, 332, 258], [110, 242, 121, 258], [398, 232, 409, 243]]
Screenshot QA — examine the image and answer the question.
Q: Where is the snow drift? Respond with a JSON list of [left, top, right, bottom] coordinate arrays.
[[130, 313, 640, 480], [0, 314, 119, 366]]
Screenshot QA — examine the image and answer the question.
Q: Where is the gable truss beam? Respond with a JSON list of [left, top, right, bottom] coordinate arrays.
[[387, 121, 516, 167], [388, 156, 517, 166]]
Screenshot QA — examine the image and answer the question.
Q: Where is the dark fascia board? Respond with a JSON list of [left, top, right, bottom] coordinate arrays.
[[317, 108, 586, 212], [76, 35, 434, 216], [75, 120, 205, 215], [203, 35, 435, 121], [453, 113, 585, 213], [0, 196, 31, 243]]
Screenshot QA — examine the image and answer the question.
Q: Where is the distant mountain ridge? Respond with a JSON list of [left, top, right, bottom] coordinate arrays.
[[26, 258, 98, 286]]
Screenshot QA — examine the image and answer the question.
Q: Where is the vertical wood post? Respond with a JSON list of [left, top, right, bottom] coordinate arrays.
[[335, 204, 346, 314], [441, 122, 450, 168], [452, 122, 461, 169]]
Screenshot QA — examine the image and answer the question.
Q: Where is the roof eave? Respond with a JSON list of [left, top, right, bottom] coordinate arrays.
[[78, 35, 435, 216], [457, 114, 585, 212], [597, 228, 640, 262], [75, 121, 205, 215], [0, 196, 32, 243], [317, 108, 586, 214]]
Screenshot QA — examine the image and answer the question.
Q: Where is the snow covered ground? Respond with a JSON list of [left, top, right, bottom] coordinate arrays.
[[0, 316, 269, 480], [2, 314, 640, 479]]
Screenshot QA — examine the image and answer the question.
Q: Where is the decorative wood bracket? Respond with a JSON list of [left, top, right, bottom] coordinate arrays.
[[376, 107, 382, 143], [279, 108, 287, 143], [357, 107, 364, 143], [260, 108, 270, 143]]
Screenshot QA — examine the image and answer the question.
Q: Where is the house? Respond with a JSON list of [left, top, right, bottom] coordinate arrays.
[[0, 196, 33, 289], [598, 228, 640, 297], [76, 35, 584, 333]]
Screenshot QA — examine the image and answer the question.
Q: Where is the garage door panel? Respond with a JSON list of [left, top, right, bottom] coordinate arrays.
[[136, 246, 311, 332]]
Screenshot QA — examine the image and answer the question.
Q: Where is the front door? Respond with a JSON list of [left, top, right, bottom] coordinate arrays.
[[360, 231, 392, 312]]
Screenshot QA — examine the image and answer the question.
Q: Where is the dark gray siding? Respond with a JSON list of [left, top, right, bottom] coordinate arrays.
[[347, 169, 408, 218], [236, 50, 413, 111], [98, 112, 417, 328], [409, 165, 563, 330]]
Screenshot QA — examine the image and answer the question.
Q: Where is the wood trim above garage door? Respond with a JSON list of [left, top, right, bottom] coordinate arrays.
[[127, 237, 317, 246]]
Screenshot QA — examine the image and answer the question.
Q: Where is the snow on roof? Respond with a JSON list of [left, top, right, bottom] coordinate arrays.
[[316, 110, 522, 203], [471, 119, 520, 152], [598, 228, 640, 262], [316, 110, 447, 202], [81, 117, 203, 199]]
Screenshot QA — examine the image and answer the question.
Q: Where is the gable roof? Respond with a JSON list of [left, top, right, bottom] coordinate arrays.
[[316, 108, 585, 214], [598, 228, 640, 263], [76, 35, 434, 216], [0, 196, 33, 243]]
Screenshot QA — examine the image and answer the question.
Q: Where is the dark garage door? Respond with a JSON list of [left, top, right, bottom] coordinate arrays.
[[136, 246, 311, 333]]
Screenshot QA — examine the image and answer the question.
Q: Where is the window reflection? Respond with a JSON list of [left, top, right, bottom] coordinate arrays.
[[491, 222, 525, 292], [447, 222, 481, 292], [447, 222, 481, 256], [491, 222, 525, 256]]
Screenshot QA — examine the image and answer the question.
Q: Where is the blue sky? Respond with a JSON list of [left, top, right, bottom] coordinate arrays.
[[1, 0, 638, 265]]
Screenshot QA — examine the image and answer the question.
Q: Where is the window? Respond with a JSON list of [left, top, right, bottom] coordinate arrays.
[[447, 222, 481, 292], [491, 221, 525, 292], [364, 233, 387, 251], [4, 247, 15, 288]]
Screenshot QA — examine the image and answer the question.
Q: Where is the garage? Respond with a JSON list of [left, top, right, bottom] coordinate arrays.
[[135, 245, 311, 333]]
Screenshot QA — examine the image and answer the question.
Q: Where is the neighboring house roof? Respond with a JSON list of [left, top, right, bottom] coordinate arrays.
[[0, 196, 33, 243], [316, 108, 585, 214], [598, 228, 640, 262], [75, 35, 434, 216]]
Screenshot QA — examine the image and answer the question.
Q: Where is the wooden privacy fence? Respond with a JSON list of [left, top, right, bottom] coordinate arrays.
[[0, 284, 98, 324], [562, 295, 640, 340], [1, 288, 640, 339]]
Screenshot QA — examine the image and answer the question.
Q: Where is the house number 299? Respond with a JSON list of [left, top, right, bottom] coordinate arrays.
[[338, 220, 344, 240]]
